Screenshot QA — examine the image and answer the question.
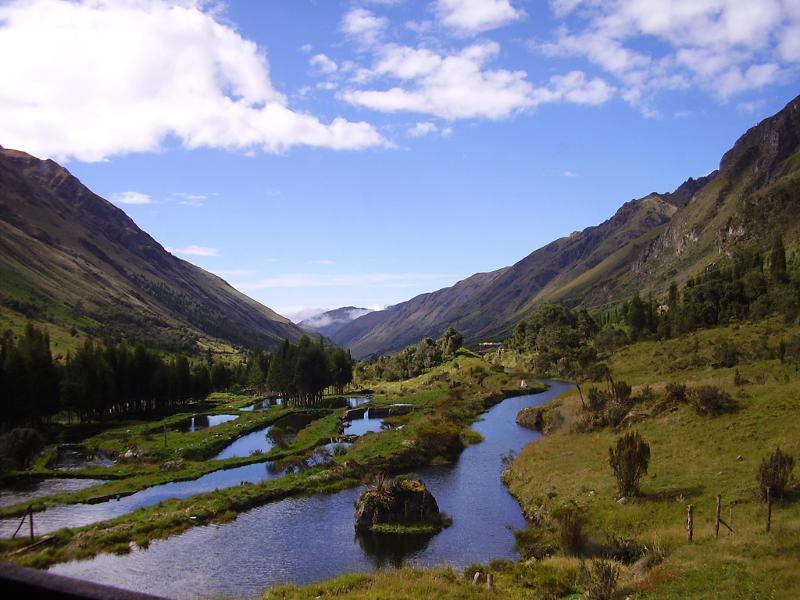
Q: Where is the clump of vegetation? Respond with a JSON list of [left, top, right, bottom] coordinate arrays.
[[512, 527, 557, 561], [689, 385, 736, 416], [582, 559, 620, 600], [552, 503, 585, 555], [665, 382, 687, 404], [603, 534, 646, 564], [0, 427, 45, 470], [608, 431, 650, 497], [757, 448, 795, 501]]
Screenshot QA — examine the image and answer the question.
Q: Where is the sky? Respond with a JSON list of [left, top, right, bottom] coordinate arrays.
[[1, 0, 799, 322]]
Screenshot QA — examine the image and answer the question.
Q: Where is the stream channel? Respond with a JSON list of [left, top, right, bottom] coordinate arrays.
[[48, 382, 570, 598]]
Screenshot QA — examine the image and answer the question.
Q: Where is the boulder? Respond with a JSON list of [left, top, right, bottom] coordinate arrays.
[[516, 407, 544, 431], [354, 478, 441, 531]]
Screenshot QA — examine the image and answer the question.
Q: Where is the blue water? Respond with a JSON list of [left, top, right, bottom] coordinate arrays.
[[213, 427, 274, 460], [343, 410, 385, 436], [51, 382, 572, 599]]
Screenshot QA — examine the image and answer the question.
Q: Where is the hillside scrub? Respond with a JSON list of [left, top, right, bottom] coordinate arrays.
[[504, 320, 800, 597]]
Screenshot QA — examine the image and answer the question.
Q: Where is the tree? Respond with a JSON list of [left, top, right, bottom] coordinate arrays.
[[439, 327, 463, 356], [757, 448, 795, 501], [608, 431, 650, 497], [769, 236, 788, 283]]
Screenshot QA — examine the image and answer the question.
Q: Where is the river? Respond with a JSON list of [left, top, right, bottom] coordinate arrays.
[[50, 381, 571, 599]]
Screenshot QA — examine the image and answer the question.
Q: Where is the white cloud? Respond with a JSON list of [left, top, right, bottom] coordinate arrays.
[[436, 0, 524, 35], [173, 245, 220, 257], [407, 122, 438, 137], [341, 8, 388, 46], [562, 170, 577, 177], [299, 307, 375, 328], [0, 0, 386, 162], [109, 191, 152, 205], [172, 192, 211, 207], [342, 43, 615, 120], [306, 259, 336, 265], [538, 0, 798, 106], [310, 53, 338, 74]]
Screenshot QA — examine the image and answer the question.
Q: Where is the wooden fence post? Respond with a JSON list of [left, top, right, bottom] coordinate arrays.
[[472, 572, 481, 585], [486, 573, 494, 591], [687, 504, 694, 542], [28, 506, 34, 541], [766, 487, 772, 533], [715, 495, 721, 539]]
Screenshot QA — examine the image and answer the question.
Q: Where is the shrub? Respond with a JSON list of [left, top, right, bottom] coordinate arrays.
[[612, 381, 631, 404], [583, 559, 619, 600], [689, 386, 736, 416], [513, 527, 557, 561], [712, 338, 739, 368], [604, 534, 645, 564], [757, 448, 795, 501], [0, 428, 45, 470], [664, 382, 687, 404], [587, 387, 609, 412], [552, 504, 585, 555], [609, 431, 650, 497]]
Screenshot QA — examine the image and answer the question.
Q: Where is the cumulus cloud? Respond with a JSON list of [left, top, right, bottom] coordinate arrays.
[[436, 0, 524, 35], [109, 191, 152, 205], [342, 42, 614, 120], [537, 0, 799, 107], [0, 0, 386, 162], [310, 53, 338, 74], [407, 122, 439, 137], [341, 8, 388, 46]]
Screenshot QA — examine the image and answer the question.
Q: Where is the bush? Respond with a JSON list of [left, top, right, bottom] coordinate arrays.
[[552, 504, 585, 555], [712, 338, 740, 368], [612, 381, 631, 404], [604, 534, 645, 564], [0, 428, 45, 470], [689, 386, 736, 416], [587, 387, 609, 412], [664, 382, 687, 404], [583, 559, 619, 600], [513, 527, 557, 560], [757, 448, 795, 501], [609, 431, 650, 497]]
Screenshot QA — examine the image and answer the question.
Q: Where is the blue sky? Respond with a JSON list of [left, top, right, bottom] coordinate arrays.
[[1, 0, 799, 321]]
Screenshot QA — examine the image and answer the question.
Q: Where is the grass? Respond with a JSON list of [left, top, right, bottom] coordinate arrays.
[[503, 318, 800, 598]]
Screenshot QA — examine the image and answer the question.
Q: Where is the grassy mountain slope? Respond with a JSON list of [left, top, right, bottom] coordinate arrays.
[[0, 147, 304, 351], [334, 94, 800, 358]]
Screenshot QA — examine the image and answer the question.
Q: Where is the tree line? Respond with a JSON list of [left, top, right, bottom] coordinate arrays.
[[0, 325, 354, 428]]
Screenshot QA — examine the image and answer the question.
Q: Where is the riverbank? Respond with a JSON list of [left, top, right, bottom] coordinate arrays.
[[1, 350, 542, 570]]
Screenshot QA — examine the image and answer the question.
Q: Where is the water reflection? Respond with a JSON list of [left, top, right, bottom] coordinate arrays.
[[343, 410, 385, 436], [173, 414, 238, 432], [0, 478, 107, 509], [355, 529, 436, 569]]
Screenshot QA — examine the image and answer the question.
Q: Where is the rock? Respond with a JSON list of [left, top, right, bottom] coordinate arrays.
[[516, 407, 544, 431], [617, 497, 628, 504], [736, 455, 744, 461], [354, 478, 441, 531]]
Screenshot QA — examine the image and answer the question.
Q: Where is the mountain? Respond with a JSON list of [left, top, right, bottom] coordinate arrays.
[[298, 306, 374, 338], [334, 94, 800, 358], [0, 147, 305, 351]]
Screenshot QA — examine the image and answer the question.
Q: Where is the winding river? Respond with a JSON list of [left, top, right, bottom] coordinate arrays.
[[50, 381, 571, 599]]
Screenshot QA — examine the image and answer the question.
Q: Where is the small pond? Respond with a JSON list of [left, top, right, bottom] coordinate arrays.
[[213, 426, 274, 460], [240, 398, 283, 412], [51, 446, 115, 471]]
